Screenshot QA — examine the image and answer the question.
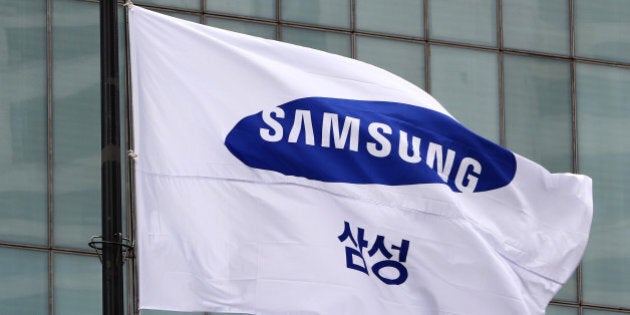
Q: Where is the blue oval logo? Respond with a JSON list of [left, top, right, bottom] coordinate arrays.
[[225, 97, 516, 193]]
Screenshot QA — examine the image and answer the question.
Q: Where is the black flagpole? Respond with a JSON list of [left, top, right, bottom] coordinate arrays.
[[100, 0, 124, 314]]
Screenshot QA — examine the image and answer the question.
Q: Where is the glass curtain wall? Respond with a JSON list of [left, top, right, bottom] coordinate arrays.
[[1, 0, 629, 314]]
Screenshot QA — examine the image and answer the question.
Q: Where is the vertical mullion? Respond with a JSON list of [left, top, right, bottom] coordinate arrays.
[[569, 0, 578, 174], [46, 0, 55, 313], [497, 0, 505, 146], [276, 0, 281, 40], [572, 59, 582, 315], [200, 0, 206, 24], [569, 0, 576, 59], [424, 0, 430, 92], [496, 0, 503, 50], [49, 252, 54, 315], [424, 0, 429, 40], [498, 53, 505, 146], [350, 0, 356, 59], [569, 0, 583, 314], [46, 0, 53, 251]]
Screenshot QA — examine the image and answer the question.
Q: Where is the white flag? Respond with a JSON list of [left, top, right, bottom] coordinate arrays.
[[129, 5, 592, 315]]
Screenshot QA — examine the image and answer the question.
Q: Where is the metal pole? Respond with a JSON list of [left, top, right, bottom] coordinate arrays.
[[100, 0, 124, 314]]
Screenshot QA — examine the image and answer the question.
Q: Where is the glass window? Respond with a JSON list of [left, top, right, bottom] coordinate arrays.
[[52, 0, 101, 250], [429, 45, 499, 142], [554, 271, 578, 302], [206, 18, 276, 39], [575, 0, 630, 63], [429, 0, 496, 46], [545, 305, 577, 315], [502, 0, 570, 55], [504, 55, 572, 173], [281, 27, 351, 57], [282, 0, 350, 29], [356, 0, 424, 37], [0, 248, 47, 315], [0, 0, 48, 245], [54, 254, 101, 315], [156, 10, 201, 23], [578, 63, 630, 308], [206, 0, 276, 20], [135, 0, 201, 10], [357, 36, 425, 88]]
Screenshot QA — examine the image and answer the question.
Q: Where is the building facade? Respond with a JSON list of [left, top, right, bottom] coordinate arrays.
[[1, 0, 629, 314]]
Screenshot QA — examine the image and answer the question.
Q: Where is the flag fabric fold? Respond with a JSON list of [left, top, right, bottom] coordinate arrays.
[[129, 5, 592, 315]]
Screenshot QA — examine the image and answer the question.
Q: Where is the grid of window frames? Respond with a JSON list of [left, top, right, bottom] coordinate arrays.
[[1, 0, 629, 314]]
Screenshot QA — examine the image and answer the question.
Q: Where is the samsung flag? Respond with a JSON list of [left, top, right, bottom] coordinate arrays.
[[129, 5, 592, 315]]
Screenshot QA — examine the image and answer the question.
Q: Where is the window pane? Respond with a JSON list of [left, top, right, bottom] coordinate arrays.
[[554, 271, 578, 302], [575, 0, 630, 63], [156, 10, 201, 23], [356, 0, 424, 37], [502, 0, 569, 55], [281, 27, 351, 57], [504, 55, 572, 173], [545, 305, 577, 315], [206, 0, 276, 20], [0, 0, 47, 244], [578, 63, 630, 308], [54, 254, 101, 315], [429, 0, 496, 46], [430, 45, 498, 142], [52, 0, 101, 249], [135, 0, 201, 10], [0, 248, 47, 315], [357, 36, 425, 88], [282, 0, 350, 28], [206, 17, 276, 39]]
